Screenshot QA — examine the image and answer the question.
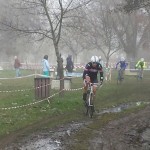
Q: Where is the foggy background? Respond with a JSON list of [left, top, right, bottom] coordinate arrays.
[[0, 0, 150, 67]]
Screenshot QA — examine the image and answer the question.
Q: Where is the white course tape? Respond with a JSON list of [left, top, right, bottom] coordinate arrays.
[[0, 87, 83, 110], [0, 74, 49, 80]]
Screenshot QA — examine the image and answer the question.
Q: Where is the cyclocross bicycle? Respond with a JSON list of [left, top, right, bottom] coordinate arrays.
[[117, 68, 124, 84], [136, 68, 143, 80], [85, 82, 101, 118]]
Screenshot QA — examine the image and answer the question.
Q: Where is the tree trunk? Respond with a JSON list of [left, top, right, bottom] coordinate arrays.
[[54, 44, 64, 97], [58, 55, 64, 96]]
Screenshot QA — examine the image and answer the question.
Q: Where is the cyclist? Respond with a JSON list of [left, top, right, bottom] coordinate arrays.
[[82, 56, 103, 101], [135, 58, 146, 79], [116, 56, 128, 81]]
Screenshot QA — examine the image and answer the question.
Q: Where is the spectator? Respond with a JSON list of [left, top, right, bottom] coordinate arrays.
[[14, 56, 21, 77], [42, 55, 50, 76], [66, 55, 74, 73]]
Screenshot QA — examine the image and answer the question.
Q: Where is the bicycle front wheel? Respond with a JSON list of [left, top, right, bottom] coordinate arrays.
[[87, 93, 94, 118], [88, 106, 94, 118]]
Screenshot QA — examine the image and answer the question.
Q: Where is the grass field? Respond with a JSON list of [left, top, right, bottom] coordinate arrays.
[[0, 69, 150, 137]]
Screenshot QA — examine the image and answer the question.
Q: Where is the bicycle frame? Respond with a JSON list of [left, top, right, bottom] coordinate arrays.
[[87, 83, 93, 106], [85, 82, 100, 118]]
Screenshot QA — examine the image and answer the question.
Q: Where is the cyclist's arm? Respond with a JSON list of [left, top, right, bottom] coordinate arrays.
[[115, 61, 120, 69], [98, 64, 104, 84], [99, 71, 103, 84], [135, 61, 140, 68], [83, 63, 90, 80]]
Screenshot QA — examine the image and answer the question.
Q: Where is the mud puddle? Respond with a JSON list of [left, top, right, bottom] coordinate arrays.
[[5, 121, 91, 150], [4, 101, 150, 150], [96, 101, 150, 114]]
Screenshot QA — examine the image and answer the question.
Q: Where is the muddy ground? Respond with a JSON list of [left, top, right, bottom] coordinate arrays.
[[1, 105, 150, 150]]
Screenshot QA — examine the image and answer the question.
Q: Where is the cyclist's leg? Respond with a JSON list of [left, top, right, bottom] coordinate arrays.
[[120, 69, 125, 81], [137, 69, 141, 80], [83, 76, 91, 101], [137, 69, 139, 79], [92, 79, 98, 98], [141, 69, 144, 78], [91, 79, 98, 111], [83, 81, 87, 101], [140, 69, 143, 79]]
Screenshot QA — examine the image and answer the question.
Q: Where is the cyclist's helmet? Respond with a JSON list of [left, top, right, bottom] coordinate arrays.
[[140, 58, 144, 62], [121, 56, 125, 61], [91, 56, 99, 63]]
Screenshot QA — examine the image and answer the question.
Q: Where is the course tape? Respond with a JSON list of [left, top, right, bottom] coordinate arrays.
[[0, 87, 83, 110], [0, 74, 49, 80], [0, 83, 51, 93]]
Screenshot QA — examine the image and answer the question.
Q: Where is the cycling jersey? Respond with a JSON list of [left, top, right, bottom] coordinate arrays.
[[83, 62, 103, 83], [116, 61, 127, 70], [135, 61, 146, 69]]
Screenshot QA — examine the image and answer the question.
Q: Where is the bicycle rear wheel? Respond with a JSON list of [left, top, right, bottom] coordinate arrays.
[[117, 69, 123, 84]]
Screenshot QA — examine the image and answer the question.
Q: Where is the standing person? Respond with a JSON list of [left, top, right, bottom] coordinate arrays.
[[135, 58, 146, 79], [14, 56, 21, 77], [116, 56, 128, 81], [42, 55, 50, 76], [66, 55, 74, 73], [82, 56, 103, 101]]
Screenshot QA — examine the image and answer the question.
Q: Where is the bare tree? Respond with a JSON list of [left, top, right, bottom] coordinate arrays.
[[72, 0, 121, 65], [111, 9, 150, 60], [0, 0, 91, 94], [123, 0, 150, 12], [61, 29, 88, 63]]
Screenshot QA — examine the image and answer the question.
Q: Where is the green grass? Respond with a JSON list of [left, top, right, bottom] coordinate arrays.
[[0, 69, 150, 138]]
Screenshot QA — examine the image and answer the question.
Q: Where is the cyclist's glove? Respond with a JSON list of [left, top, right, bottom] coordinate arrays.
[[99, 80, 103, 85], [100, 76, 103, 84]]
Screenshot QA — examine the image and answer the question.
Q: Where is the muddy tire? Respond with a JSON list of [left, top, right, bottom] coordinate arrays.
[[88, 106, 94, 118], [85, 93, 94, 118]]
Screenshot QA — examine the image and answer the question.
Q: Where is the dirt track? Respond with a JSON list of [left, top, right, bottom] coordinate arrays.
[[88, 105, 150, 150], [1, 105, 150, 150]]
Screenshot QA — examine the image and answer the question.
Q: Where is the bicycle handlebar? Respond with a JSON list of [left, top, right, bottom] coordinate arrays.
[[87, 82, 103, 87]]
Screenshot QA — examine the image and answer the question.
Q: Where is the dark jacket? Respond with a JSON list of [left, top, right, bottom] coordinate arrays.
[[14, 59, 21, 68], [83, 62, 103, 83]]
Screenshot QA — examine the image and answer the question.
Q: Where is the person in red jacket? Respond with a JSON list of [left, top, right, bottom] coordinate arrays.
[[14, 56, 21, 77]]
